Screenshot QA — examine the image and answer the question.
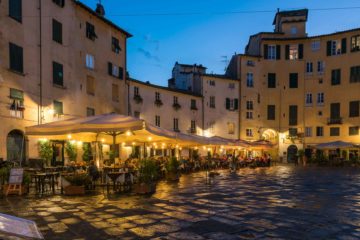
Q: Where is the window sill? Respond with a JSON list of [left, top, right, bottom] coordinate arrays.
[[53, 84, 67, 89], [8, 69, 25, 76]]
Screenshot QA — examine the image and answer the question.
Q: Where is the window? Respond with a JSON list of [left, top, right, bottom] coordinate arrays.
[[173, 118, 179, 132], [191, 99, 197, 110], [52, 19, 62, 44], [155, 115, 160, 127], [316, 126, 324, 137], [291, 27, 297, 35], [289, 45, 298, 60], [289, 105, 298, 126], [246, 101, 253, 110], [190, 120, 196, 134], [349, 126, 359, 136], [330, 103, 341, 120], [112, 84, 119, 102], [305, 127, 312, 137], [86, 54, 95, 69], [111, 37, 121, 53], [53, 100, 63, 115], [209, 121, 215, 134], [330, 127, 340, 136], [267, 105, 275, 120], [351, 35, 360, 52], [289, 73, 298, 88], [247, 60, 255, 66], [267, 45, 277, 60], [311, 40, 320, 51], [53, 61, 63, 86], [246, 73, 254, 87], [317, 61, 325, 74], [9, 88, 24, 119], [246, 112, 253, 119], [209, 96, 216, 108], [9, 0, 22, 22], [86, 75, 95, 95], [331, 69, 341, 85], [305, 93, 313, 106], [327, 39, 346, 56], [289, 128, 298, 137], [268, 73, 276, 88], [246, 129, 253, 137], [317, 93, 324, 105], [209, 80, 216, 86], [108, 62, 123, 79], [306, 62, 313, 74], [227, 122, 235, 135], [134, 86, 139, 96], [155, 92, 161, 101], [9, 43, 23, 73], [53, 0, 65, 7], [349, 101, 359, 117], [86, 22, 97, 40], [134, 111, 140, 119], [226, 98, 239, 111], [350, 66, 360, 83], [86, 107, 95, 117], [229, 83, 235, 89]]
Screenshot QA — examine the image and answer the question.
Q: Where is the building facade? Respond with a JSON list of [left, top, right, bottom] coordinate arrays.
[[227, 9, 360, 161], [0, 0, 131, 161]]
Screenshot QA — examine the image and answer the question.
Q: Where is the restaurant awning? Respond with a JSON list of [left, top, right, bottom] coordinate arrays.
[[315, 141, 357, 150]]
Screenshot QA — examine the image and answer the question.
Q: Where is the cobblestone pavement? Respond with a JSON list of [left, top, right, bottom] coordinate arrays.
[[1, 165, 360, 239]]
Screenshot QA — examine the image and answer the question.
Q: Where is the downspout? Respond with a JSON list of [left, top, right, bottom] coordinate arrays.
[[125, 37, 130, 116], [38, 0, 43, 124]]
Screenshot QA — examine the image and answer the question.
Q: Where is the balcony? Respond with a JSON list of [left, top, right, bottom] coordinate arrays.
[[327, 117, 343, 125]]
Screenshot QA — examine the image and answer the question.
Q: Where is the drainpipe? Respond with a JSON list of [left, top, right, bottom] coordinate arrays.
[[38, 0, 43, 124]]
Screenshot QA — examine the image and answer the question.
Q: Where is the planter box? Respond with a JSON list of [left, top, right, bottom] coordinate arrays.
[[166, 172, 180, 182], [2, 184, 28, 196], [133, 183, 156, 195], [63, 185, 85, 195]]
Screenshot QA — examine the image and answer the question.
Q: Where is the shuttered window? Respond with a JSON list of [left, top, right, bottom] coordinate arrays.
[[350, 66, 360, 83], [268, 73, 276, 88], [53, 61, 63, 86], [52, 19, 62, 44], [86, 107, 95, 117], [349, 101, 359, 117], [9, 0, 22, 23], [330, 103, 341, 119], [86, 22, 97, 40], [349, 126, 359, 136], [289, 105, 298, 126], [331, 69, 341, 85], [9, 43, 23, 73], [267, 105, 275, 120], [289, 73, 298, 88], [330, 127, 340, 136], [53, 0, 65, 7], [53, 100, 63, 115]]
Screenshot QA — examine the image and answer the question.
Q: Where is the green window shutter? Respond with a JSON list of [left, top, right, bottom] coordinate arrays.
[[53, 62, 63, 86], [10, 88, 24, 100], [52, 19, 62, 44], [108, 62, 113, 76], [234, 99, 239, 110], [276, 45, 281, 60], [118, 67, 124, 79], [225, 98, 230, 110], [9, 0, 22, 22], [298, 44, 304, 59], [285, 45, 290, 60], [9, 43, 23, 73], [263, 44, 268, 59], [326, 41, 332, 56], [341, 38, 347, 54], [289, 105, 298, 126]]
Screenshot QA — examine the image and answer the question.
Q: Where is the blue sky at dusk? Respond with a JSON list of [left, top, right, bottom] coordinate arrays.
[[82, 0, 360, 86]]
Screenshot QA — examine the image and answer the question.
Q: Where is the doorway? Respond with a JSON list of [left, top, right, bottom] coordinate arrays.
[[287, 145, 298, 163]]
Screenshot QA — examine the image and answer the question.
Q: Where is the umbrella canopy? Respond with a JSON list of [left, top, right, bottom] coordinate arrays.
[[315, 141, 356, 150]]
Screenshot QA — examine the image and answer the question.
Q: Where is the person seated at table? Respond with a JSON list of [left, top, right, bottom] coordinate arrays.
[[88, 160, 100, 189]]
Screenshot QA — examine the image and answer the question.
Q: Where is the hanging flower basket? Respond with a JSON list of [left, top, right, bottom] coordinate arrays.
[[154, 99, 163, 107], [133, 95, 143, 104], [172, 103, 181, 111]]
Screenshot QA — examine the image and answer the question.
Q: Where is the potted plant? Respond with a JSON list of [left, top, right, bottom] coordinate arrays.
[[133, 95, 143, 104], [172, 103, 181, 111], [38, 140, 53, 167], [165, 157, 180, 181], [62, 173, 90, 195], [65, 141, 78, 162], [134, 158, 158, 194], [82, 142, 92, 163], [154, 99, 163, 107]]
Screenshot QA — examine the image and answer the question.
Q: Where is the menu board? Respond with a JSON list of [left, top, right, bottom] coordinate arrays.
[[9, 168, 24, 184], [0, 213, 43, 239]]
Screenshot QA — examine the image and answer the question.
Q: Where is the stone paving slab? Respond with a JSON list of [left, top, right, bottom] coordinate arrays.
[[1, 166, 360, 239]]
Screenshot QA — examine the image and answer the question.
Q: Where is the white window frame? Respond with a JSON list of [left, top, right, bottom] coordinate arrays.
[[246, 128, 253, 137], [306, 62, 313, 74], [305, 93, 313, 106], [305, 127, 312, 137], [268, 45, 276, 60], [317, 92, 324, 105], [317, 61, 325, 74], [246, 112, 253, 119], [311, 40, 320, 51], [289, 44, 298, 60], [246, 72, 254, 87], [210, 96, 216, 108], [86, 54, 95, 69], [331, 40, 341, 56]]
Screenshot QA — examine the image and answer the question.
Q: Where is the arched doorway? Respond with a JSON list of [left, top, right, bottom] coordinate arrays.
[[261, 129, 278, 143], [6, 129, 26, 163], [287, 145, 298, 163]]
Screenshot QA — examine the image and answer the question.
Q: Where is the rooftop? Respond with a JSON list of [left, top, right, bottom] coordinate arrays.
[[273, 9, 309, 25]]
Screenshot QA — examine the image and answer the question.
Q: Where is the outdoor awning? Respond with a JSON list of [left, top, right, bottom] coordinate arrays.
[[315, 141, 357, 150]]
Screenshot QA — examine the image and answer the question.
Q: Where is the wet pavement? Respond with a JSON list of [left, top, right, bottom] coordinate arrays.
[[1, 165, 360, 239]]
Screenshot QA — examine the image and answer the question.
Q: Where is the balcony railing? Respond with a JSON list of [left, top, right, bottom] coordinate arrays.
[[327, 117, 343, 125]]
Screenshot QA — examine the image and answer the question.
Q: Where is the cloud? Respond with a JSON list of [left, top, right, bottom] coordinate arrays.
[[138, 48, 160, 62]]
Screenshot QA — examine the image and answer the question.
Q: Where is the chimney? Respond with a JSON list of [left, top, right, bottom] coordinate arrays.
[[95, 2, 105, 17]]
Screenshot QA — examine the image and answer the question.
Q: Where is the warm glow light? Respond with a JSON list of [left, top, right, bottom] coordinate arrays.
[[194, 147, 198, 150], [70, 140, 76, 144], [179, 147, 182, 150], [47, 109, 55, 115], [132, 142, 135, 145], [148, 137, 152, 141], [101, 138, 105, 143], [67, 134, 72, 139], [77, 141, 83, 146], [207, 148, 211, 151], [202, 146, 206, 150], [39, 138, 48, 142], [122, 142, 126, 146], [126, 130, 132, 136]]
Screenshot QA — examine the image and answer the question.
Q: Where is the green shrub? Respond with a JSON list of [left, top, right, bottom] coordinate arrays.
[[38, 140, 53, 166], [165, 157, 180, 174], [138, 159, 158, 184], [63, 174, 91, 186], [65, 141, 77, 162]]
